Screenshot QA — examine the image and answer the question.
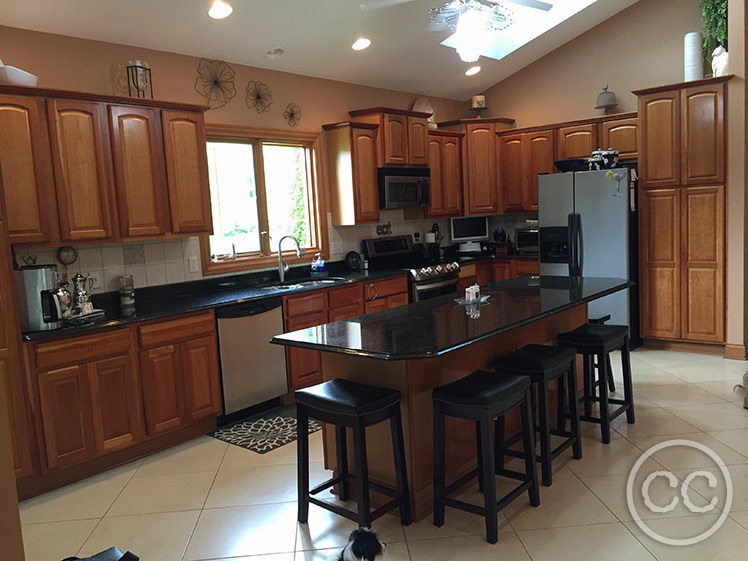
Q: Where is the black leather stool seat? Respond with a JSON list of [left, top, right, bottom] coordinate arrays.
[[493, 345, 577, 382], [558, 324, 629, 354], [432, 370, 529, 409], [295, 378, 400, 417]]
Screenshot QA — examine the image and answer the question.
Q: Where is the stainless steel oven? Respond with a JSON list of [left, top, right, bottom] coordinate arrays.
[[410, 264, 460, 302], [515, 228, 540, 255]]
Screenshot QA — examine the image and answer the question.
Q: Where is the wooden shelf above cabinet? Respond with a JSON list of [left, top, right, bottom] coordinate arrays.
[[631, 75, 732, 97]]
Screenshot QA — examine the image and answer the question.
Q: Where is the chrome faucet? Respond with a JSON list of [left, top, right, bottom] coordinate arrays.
[[278, 235, 304, 284]]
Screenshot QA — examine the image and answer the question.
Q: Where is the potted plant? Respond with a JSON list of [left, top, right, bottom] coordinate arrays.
[[700, 0, 727, 62]]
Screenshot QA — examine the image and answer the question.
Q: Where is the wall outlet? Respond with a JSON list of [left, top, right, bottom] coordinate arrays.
[[330, 242, 343, 254], [188, 255, 199, 273]]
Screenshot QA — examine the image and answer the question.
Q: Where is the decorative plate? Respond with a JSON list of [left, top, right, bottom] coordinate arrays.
[[412, 97, 437, 129]]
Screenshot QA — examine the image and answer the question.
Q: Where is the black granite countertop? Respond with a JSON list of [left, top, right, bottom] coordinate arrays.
[[272, 276, 633, 361]]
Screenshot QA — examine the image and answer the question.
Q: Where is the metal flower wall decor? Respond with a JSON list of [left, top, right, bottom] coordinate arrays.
[[194, 59, 236, 109], [283, 103, 302, 127], [246, 81, 273, 113]]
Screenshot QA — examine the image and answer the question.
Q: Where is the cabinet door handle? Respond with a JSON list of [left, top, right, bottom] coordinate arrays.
[[367, 284, 378, 300]]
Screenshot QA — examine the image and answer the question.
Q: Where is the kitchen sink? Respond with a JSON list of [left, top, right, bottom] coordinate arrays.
[[261, 277, 347, 290]]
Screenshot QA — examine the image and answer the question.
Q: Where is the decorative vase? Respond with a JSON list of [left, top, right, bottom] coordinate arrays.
[[684, 31, 704, 81], [712, 46, 729, 77]]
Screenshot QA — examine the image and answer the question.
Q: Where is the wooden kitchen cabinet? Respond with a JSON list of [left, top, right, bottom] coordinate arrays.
[[109, 105, 170, 237], [161, 110, 213, 234], [140, 344, 183, 435], [464, 122, 499, 214], [498, 129, 553, 213], [324, 122, 380, 225], [328, 284, 365, 321], [348, 108, 430, 166], [382, 113, 407, 166], [681, 84, 725, 185], [285, 311, 326, 390], [600, 117, 638, 160], [426, 131, 462, 217], [408, 116, 430, 165], [492, 262, 512, 282], [363, 276, 409, 311], [638, 90, 680, 188], [524, 130, 553, 211], [47, 99, 116, 241], [477, 262, 493, 286], [512, 260, 539, 277], [181, 335, 222, 421], [556, 124, 597, 160], [0, 95, 57, 244]]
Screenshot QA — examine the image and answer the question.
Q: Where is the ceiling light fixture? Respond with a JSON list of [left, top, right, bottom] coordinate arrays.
[[465, 65, 481, 76], [352, 37, 372, 51], [208, 0, 233, 19], [430, 0, 513, 62], [264, 47, 286, 60]]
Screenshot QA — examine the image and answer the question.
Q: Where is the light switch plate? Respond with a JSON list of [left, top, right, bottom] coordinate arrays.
[[89, 271, 102, 290], [188, 255, 199, 273]]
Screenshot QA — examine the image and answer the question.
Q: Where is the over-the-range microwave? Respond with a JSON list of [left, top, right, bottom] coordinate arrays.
[[378, 167, 430, 210]]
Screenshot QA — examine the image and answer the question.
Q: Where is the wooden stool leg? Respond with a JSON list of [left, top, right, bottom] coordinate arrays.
[[335, 425, 349, 501], [390, 407, 412, 525], [432, 405, 446, 527], [521, 388, 540, 507], [352, 419, 372, 528], [621, 336, 636, 424], [583, 354, 593, 418], [606, 354, 616, 392], [598, 353, 611, 444], [495, 415, 505, 474], [478, 415, 498, 544], [476, 422, 485, 492], [297, 406, 310, 523], [567, 364, 583, 460], [556, 375, 566, 432], [537, 380, 552, 487]]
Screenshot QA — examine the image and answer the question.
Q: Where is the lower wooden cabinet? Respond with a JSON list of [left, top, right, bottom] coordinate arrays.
[[285, 311, 327, 390], [140, 344, 183, 435], [1, 358, 34, 478], [181, 336, 222, 421], [492, 262, 513, 281]]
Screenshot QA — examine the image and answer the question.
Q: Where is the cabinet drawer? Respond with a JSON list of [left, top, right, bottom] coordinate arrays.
[[512, 260, 539, 276], [363, 276, 408, 301], [284, 292, 327, 318], [139, 312, 215, 349], [285, 311, 328, 331], [328, 302, 365, 322], [459, 264, 477, 278], [35, 329, 132, 371], [328, 284, 362, 309]]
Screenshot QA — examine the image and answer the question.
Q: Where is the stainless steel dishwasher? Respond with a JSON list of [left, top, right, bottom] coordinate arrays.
[[215, 297, 288, 416]]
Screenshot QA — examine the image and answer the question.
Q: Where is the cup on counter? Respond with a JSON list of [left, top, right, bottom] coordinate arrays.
[[119, 275, 136, 317]]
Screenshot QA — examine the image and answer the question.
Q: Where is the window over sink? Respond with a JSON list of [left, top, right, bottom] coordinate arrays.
[[200, 125, 327, 275]]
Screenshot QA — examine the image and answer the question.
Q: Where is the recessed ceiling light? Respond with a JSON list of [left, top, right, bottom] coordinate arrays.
[[208, 0, 232, 19], [465, 66, 481, 76], [264, 47, 286, 60], [352, 38, 372, 51]]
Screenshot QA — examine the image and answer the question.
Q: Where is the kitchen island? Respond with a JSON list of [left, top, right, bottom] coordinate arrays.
[[272, 275, 632, 521]]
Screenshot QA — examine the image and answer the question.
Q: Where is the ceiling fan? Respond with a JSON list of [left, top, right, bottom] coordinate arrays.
[[360, 0, 553, 12]]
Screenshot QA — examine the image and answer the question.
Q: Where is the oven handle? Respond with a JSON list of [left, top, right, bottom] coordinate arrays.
[[413, 278, 459, 292]]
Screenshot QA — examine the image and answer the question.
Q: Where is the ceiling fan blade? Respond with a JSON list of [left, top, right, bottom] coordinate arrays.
[[360, 0, 416, 11], [503, 0, 553, 11], [425, 20, 449, 31]]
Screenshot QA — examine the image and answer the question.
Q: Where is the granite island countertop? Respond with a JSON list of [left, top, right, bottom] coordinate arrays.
[[271, 276, 633, 361]]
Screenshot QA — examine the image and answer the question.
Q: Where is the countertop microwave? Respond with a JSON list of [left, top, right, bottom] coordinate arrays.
[[378, 167, 430, 210], [515, 228, 539, 254]]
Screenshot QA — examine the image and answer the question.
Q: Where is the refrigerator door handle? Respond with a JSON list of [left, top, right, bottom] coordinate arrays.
[[576, 214, 584, 277], [567, 213, 575, 277]]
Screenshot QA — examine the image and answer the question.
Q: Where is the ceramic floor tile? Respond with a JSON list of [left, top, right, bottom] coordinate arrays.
[[135, 436, 228, 477], [205, 462, 330, 508], [730, 510, 748, 531], [614, 367, 686, 386], [77, 510, 200, 561], [635, 383, 727, 408], [220, 431, 324, 469], [22, 519, 99, 561], [295, 543, 409, 561], [696, 380, 747, 405], [107, 471, 216, 516], [183, 503, 297, 560], [296, 504, 405, 551], [567, 434, 663, 478], [624, 515, 748, 561], [668, 403, 748, 432], [664, 364, 744, 384], [673, 463, 748, 512], [408, 531, 530, 561], [630, 432, 748, 469], [610, 407, 700, 443], [20, 478, 130, 524], [207, 555, 294, 561], [87, 459, 143, 482], [708, 428, 748, 457], [517, 522, 656, 561]]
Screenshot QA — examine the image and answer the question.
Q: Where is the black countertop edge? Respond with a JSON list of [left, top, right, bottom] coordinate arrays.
[[270, 278, 635, 361]]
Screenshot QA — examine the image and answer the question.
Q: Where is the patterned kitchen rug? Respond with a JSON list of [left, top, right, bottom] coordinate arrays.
[[210, 404, 322, 454]]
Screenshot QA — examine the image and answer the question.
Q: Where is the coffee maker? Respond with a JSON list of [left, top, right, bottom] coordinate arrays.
[[15, 265, 63, 332]]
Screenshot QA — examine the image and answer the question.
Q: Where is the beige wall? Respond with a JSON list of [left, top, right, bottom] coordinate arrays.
[[481, 0, 702, 127], [0, 25, 468, 132]]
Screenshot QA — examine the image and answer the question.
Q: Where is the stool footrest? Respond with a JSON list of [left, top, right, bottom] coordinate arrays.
[[496, 468, 529, 481], [308, 496, 359, 523], [549, 437, 576, 460], [501, 449, 526, 460], [444, 468, 479, 497], [310, 475, 343, 496], [443, 480, 533, 518]]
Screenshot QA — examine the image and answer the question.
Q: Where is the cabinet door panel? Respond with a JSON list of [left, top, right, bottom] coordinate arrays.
[[512, 260, 539, 277], [285, 312, 326, 390], [181, 335, 221, 421], [498, 134, 524, 213], [477, 262, 492, 286], [524, 131, 553, 212], [640, 189, 681, 339], [681, 186, 724, 342], [682, 85, 725, 185], [407, 117, 429, 165], [492, 262, 512, 282], [0, 358, 33, 478], [140, 345, 183, 435], [383, 114, 408, 166], [0, 96, 55, 243], [385, 293, 409, 310], [442, 137, 462, 215], [364, 298, 388, 314], [557, 125, 597, 160], [48, 100, 114, 240], [329, 302, 365, 322], [109, 106, 169, 237], [601, 117, 638, 160], [161, 110, 212, 233], [88, 354, 144, 452], [351, 127, 380, 223], [465, 123, 497, 215], [38, 365, 95, 469], [639, 92, 680, 188], [426, 138, 444, 216]]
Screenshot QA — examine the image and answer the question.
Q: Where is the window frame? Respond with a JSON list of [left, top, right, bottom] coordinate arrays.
[[200, 124, 328, 276]]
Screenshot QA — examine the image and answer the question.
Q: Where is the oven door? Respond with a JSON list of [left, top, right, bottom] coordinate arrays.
[[412, 276, 459, 302]]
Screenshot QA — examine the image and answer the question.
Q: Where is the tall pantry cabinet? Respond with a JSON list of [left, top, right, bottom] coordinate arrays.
[[635, 77, 728, 344]]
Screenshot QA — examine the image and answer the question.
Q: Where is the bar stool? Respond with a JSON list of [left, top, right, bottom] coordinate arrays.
[[296, 378, 411, 528], [432, 370, 540, 544], [494, 344, 582, 487], [589, 315, 616, 393], [557, 324, 635, 444]]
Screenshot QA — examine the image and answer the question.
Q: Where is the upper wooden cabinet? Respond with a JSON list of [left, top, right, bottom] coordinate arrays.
[[497, 129, 552, 213], [557, 124, 597, 160], [349, 108, 430, 166], [323, 122, 380, 225], [426, 131, 462, 217], [0, 95, 56, 244], [600, 117, 638, 160], [635, 77, 727, 189], [161, 110, 213, 234], [48, 99, 116, 241], [524, 130, 554, 211], [109, 106, 170, 237]]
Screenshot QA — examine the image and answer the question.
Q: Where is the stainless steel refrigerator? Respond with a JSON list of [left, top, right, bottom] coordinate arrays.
[[538, 168, 639, 339]]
